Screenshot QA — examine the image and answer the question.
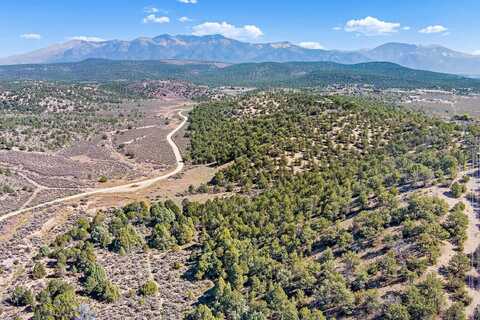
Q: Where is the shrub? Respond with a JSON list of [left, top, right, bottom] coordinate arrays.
[[10, 286, 34, 306], [197, 184, 209, 193], [384, 303, 410, 320], [103, 282, 121, 302], [32, 262, 47, 279], [451, 182, 466, 198], [187, 305, 218, 320], [2, 184, 15, 194], [140, 280, 159, 296], [444, 302, 466, 320], [34, 280, 79, 320], [113, 224, 143, 253], [446, 253, 471, 279]]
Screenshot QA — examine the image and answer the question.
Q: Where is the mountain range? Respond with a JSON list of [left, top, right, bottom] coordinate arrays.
[[1, 34, 480, 75]]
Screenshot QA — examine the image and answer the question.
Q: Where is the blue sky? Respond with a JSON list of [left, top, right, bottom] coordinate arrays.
[[1, 0, 479, 57]]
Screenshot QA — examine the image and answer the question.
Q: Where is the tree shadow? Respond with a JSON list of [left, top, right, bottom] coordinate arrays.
[[181, 243, 202, 282], [443, 190, 457, 199], [466, 275, 480, 290], [365, 248, 389, 261]]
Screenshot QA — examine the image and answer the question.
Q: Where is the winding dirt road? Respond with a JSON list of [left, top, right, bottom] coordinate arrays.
[[0, 110, 188, 223]]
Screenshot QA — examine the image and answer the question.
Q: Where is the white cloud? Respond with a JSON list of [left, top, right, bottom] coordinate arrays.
[[403, 26, 411, 31], [419, 25, 448, 34], [144, 6, 159, 14], [192, 21, 263, 40], [143, 14, 170, 24], [344, 16, 401, 36], [69, 36, 105, 42], [178, 0, 197, 3], [298, 42, 324, 50], [179, 16, 193, 23], [332, 27, 342, 31], [20, 33, 42, 40], [473, 50, 480, 56]]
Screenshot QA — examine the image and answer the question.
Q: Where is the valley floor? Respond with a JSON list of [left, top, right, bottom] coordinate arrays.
[[0, 98, 191, 217]]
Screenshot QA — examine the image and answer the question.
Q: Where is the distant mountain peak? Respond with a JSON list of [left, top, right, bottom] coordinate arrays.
[[371, 42, 419, 52], [200, 34, 230, 40]]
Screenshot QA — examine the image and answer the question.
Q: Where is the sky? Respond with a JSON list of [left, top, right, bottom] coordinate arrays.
[[1, 0, 479, 58]]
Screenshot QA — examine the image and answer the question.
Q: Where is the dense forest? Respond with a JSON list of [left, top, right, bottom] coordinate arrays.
[[183, 92, 476, 319], [0, 60, 479, 90]]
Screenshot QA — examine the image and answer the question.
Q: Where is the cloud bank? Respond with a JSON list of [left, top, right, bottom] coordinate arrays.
[[419, 25, 448, 34], [143, 15, 170, 24], [179, 16, 192, 23], [298, 42, 324, 50], [69, 36, 105, 42], [344, 16, 401, 36], [192, 21, 263, 40], [20, 33, 42, 40]]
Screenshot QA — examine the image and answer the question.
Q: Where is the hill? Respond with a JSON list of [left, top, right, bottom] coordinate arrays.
[[0, 59, 479, 90], [200, 61, 480, 89]]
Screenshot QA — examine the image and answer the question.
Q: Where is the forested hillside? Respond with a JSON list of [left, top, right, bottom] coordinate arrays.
[[1, 59, 479, 90], [183, 92, 475, 319], [199, 62, 480, 89]]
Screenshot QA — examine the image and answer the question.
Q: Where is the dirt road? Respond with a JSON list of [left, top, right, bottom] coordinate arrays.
[[0, 110, 188, 223]]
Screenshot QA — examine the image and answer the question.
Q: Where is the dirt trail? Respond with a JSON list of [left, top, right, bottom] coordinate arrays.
[[406, 169, 480, 316], [428, 169, 480, 316], [0, 110, 188, 223], [16, 169, 47, 210], [464, 171, 480, 316], [464, 172, 480, 254]]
